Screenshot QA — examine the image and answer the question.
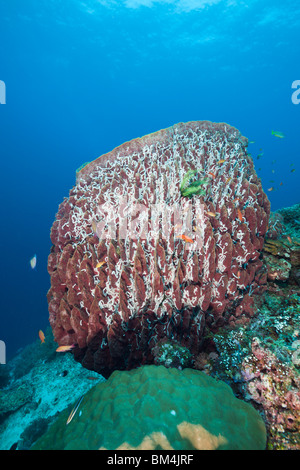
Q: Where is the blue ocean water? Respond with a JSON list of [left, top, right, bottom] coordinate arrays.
[[0, 0, 299, 361]]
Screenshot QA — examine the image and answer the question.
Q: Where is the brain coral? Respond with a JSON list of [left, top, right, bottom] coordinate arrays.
[[48, 121, 270, 375], [32, 365, 266, 450]]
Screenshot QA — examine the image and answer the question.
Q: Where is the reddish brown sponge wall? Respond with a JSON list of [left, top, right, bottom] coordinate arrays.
[[47, 121, 270, 376]]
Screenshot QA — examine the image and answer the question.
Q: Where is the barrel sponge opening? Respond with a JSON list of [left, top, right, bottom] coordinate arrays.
[[32, 365, 266, 450]]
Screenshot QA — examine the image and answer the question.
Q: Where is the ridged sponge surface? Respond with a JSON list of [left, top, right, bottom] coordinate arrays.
[[32, 365, 266, 450]]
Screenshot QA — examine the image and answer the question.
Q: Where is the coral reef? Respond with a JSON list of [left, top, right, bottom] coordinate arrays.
[[152, 338, 192, 369], [266, 212, 285, 240], [0, 383, 33, 418], [0, 329, 104, 450], [2, 201, 299, 451], [32, 365, 266, 450], [262, 235, 300, 286], [277, 203, 300, 231], [194, 207, 300, 451], [241, 338, 300, 450], [47, 121, 270, 375]]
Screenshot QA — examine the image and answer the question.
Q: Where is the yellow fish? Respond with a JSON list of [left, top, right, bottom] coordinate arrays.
[[96, 261, 106, 269], [271, 130, 284, 138], [56, 344, 76, 353], [217, 159, 226, 164]]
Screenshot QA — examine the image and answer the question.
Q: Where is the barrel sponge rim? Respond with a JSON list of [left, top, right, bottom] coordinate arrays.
[[76, 120, 247, 183]]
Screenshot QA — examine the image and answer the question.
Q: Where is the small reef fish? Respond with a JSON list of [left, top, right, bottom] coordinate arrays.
[[271, 130, 285, 138], [206, 211, 216, 217], [38, 330, 45, 344], [56, 344, 76, 353], [237, 208, 243, 223], [177, 235, 194, 243], [267, 187, 274, 192], [96, 261, 106, 269], [217, 159, 226, 164], [269, 271, 279, 280], [249, 141, 255, 144], [91, 219, 98, 235], [291, 168, 296, 173], [208, 172, 216, 179], [225, 177, 232, 184], [66, 395, 84, 425], [287, 236, 292, 244], [30, 254, 37, 270], [280, 182, 283, 186], [232, 197, 239, 203], [256, 153, 264, 160]]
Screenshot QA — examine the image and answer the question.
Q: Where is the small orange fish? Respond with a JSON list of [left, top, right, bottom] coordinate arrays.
[[287, 236, 292, 244], [38, 330, 45, 344], [207, 211, 216, 217], [237, 271, 241, 279], [96, 261, 106, 269], [280, 182, 283, 186], [91, 219, 97, 233], [237, 208, 243, 222], [177, 235, 194, 243], [208, 172, 216, 179], [267, 187, 274, 192], [217, 159, 226, 164], [56, 344, 76, 353], [225, 177, 232, 184], [232, 197, 239, 203]]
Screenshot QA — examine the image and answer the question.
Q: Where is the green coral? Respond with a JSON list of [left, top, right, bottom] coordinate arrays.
[[180, 169, 209, 198], [32, 365, 266, 450]]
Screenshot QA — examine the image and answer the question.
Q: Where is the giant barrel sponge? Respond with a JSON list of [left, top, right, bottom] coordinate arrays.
[[48, 121, 270, 375], [32, 365, 267, 450]]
